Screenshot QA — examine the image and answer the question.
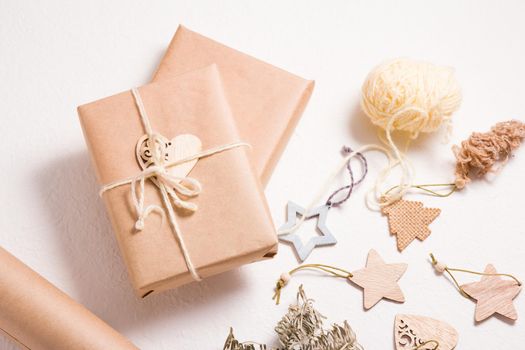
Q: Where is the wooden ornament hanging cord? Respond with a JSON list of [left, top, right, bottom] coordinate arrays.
[[272, 264, 352, 305], [430, 253, 521, 300]]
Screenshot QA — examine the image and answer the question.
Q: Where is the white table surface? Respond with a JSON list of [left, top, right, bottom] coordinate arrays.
[[1, 1, 524, 348]]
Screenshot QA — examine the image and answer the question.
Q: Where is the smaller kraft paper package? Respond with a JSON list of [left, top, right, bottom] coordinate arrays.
[[78, 65, 277, 297], [153, 26, 315, 186]]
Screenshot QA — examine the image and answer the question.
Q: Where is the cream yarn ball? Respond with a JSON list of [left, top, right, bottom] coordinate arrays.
[[361, 58, 462, 137]]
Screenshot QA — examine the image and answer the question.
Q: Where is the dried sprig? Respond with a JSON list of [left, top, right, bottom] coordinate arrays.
[[223, 328, 267, 350], [223, 285, 363, 350]]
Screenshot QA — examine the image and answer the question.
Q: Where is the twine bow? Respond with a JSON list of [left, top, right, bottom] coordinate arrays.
[[100, 88, 249, 282], [130, 132, 202, 230]]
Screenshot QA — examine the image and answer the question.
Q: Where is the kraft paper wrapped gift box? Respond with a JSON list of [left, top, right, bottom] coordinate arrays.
[[153, 25, 315, 186], [78, 65, 277, 297], [0, 246, 137, 350]]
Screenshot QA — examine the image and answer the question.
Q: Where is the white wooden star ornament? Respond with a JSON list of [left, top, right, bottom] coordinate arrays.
[[431, 254, 522, 322], [272, 249, 408, 310], [278, 201, 336, 262], [277, 146, 369, 261]]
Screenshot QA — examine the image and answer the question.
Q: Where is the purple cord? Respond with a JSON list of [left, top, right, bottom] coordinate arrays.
[[325, 146, 368, 208]]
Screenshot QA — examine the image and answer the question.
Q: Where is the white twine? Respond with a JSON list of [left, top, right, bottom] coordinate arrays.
[[362, 109, 420, 211], [371, 112, 414, 206], [278, 144, 392, 236], [276, 129, 415, 237], [100, 88, 249, 282]]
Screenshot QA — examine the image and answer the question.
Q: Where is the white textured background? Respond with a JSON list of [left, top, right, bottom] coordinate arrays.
[[1, 0, 525, 349]]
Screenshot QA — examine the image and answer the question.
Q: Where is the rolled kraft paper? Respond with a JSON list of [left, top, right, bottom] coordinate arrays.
[[152, 25, 315, 186], [0, 247, 138, 350], [78, 65, 277, 296]]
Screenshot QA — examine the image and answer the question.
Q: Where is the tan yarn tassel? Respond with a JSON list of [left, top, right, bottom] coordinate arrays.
[[453, 120, 525, 189]]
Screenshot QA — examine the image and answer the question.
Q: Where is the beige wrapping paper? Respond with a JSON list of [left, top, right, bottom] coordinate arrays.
[[153, 25, 315, 186], [0, 247, 137, 350], [78, 65, 277, 297]]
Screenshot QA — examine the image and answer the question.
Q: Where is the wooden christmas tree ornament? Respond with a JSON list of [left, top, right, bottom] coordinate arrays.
[[272, 249, 407, 310], [394, 314, 458, 350], [382, 199, 441, 251], [430, 253, 521, 322]]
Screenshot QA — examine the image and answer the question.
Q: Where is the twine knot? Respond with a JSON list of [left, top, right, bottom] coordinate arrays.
[[272, 272, 291, 305], [128, 163, 202, 233], [135, 217, 145, 231]]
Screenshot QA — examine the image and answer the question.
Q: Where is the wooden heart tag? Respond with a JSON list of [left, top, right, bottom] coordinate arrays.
[[135, 133, 202, 178], [394, 314, 458, 350]]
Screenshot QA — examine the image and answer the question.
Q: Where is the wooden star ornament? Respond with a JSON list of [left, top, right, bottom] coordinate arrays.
[[350, 249, 407, 309], [382, 199, 441, 251], [461, 264, 521, 322]]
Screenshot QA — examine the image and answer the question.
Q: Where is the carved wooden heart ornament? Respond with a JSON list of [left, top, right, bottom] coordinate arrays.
[[394, 314, 458, 350], [135, 133, 202, 178]]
